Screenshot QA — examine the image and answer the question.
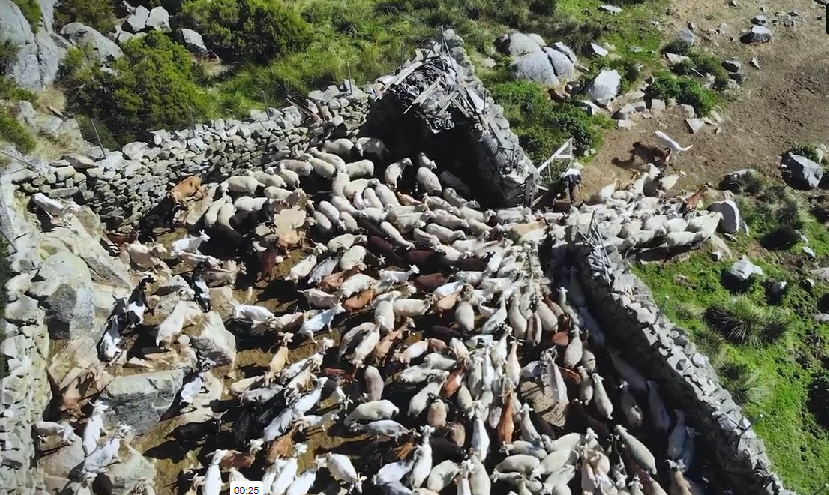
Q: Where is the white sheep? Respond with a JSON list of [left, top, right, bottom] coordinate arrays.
[[31, 193, 82, 226], [267, 164, 300, 188], [384, 158, 412, 189], [125, 242, 166, 270], [279, 159, 314, 177], [346, 159, 375, 178], [252, 170, 287, 189], [155, 301, 202, 347], [234, 196, 270, 213], [221, 173, 264, 195], [322, 138, 355, 157]]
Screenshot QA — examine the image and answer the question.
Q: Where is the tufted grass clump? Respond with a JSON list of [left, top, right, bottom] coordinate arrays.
[[649, 73, 718, 116], [788, 143, 828, 165], [719, 361, 773, 409], [705, 295, 792, 346]]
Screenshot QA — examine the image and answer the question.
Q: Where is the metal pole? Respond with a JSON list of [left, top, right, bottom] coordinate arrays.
[[346, 61, 353, 95], [89, 118, 107, 156], [261, 90, 269, 109], [187, 106, 196, 138]]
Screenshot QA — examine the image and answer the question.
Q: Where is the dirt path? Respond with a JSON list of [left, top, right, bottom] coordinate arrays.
[[581, 0, 829, 196]]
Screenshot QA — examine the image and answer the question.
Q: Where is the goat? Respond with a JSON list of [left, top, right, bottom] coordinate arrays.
[[169, 176, 205, 203], [31, 193, 81, 227]]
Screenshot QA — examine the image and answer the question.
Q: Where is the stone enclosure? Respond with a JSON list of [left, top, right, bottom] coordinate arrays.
[[0, 31, 794, 495]]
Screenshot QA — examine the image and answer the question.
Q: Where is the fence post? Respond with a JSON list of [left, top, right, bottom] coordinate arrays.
[[89, 118, 107, 156]]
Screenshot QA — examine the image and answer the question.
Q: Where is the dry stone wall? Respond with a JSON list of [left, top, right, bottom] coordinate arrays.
[[572, 234, 794, 495], [7, 82, 373, 229]]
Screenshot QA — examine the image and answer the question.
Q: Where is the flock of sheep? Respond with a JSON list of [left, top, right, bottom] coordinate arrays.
[[29, 133, 720, 495]]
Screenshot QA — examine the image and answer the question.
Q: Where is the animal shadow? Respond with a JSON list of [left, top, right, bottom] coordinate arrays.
[[612, 141, 667, 170]]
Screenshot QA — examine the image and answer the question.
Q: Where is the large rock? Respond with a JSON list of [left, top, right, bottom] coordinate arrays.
[[100, 369, 185, 436], [180, 28, 208, 56], [783, 153, 823, 190], [28, 252, 95, 340], [0, 0, 67, 89], [52, 217, 132, 288], [125, 5, 149, 32], [146, 7, 170, 31], [39, 432, 85, 480], [708, 199, 741, 234], [727, 256, 764, 283], [98, 446, 156, 495], [585, 69, 621, 102], [498, 32, 542, 57], [191, 311, 236, 365], [543, 47, 576, 79], [743, 25, 772, 44], [61, 23, 123, 62], [511, 51, 559, 86]]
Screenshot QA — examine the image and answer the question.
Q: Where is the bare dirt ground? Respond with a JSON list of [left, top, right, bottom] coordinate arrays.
[[581, 0, 829, 197]]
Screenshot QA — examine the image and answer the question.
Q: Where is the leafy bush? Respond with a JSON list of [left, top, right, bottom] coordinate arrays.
[[0, 107, 35, 153], [54, 0, 117, 34], [486, 77, 603, 165], [179, 0, 312, 64], [649, 73, 718, 115], [62, 31, 212, 145], [11, 0, 41, 31], [705, 295, 792, 346]]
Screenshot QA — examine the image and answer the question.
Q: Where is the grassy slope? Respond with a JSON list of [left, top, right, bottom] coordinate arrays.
[[634, 179, 829, 493]]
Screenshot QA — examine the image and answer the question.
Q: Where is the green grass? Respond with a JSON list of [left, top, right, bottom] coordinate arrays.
[[0, 107, 35, 153], [633, 177, 829, 493]]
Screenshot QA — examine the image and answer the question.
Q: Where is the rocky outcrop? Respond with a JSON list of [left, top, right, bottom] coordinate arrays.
[[60, 23, 123, 62], [0, 0, 68, 89], [572, 231, 794, 495], [0, 169, 135, 494]]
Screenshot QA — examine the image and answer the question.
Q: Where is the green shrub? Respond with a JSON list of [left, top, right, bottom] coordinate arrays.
[[650, 73, 718, 115], [62, 31, 212, 145], [11, 0, 41, 31], [0, 107, 35, 153], [0, 39, 20, 75], [705, 295, 792, 346], [179, 0, 312, 64], [688, 51, 729, 90], [0, 76, 36, 102], [54, 0, 117, 33], [662, 39, 692, 55]]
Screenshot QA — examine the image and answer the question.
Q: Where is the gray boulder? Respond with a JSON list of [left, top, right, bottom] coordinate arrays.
[[552, 42, 579, 65], [743, 26, 772, 43], [585, 69, 621, 102], [589, 43, 609, 57], [146, 7, 170, 31], [28, 251, 95, 340], [125, 5, 149, 32], [783, 153, 823, 190], [98, 446, 156, 495], [727, 256, 764, 283], [191, 311, 236, 365], [511, 51, 559, 86], [677, 28, 696, 46], [708, 199, 741, 234], [180, 28, 208, 55], [498, 32, 542, 57], [61, 23, 123, 62], [0, 0, 68, 89], [101, 369, 185, 435], [543, 47, 576, 79]]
